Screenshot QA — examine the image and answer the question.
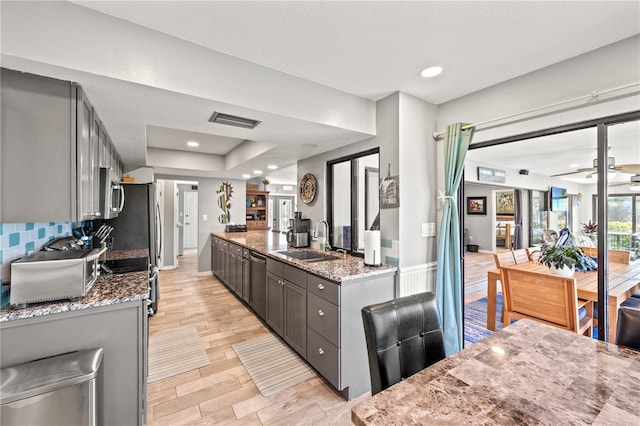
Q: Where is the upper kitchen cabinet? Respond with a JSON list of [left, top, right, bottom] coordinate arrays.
[[1, 68, 122, 222]]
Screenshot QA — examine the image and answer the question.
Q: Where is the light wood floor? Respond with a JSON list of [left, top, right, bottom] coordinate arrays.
[[147, 249, 363, 425], [463, 250, 500, 304]]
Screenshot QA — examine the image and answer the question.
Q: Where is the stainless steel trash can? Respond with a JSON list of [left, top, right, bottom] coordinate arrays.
[[0, 348, 103, 426]]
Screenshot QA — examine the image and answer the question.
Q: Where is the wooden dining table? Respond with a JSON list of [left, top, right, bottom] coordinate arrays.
[[487, 260, 640, 342], [352, 319, 640, 425]]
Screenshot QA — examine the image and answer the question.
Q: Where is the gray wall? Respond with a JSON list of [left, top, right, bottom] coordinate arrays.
[[296, 93, 401, 255], [197, 178, 246, 272], [296, 92, 439, 268], [398, 93, 438, 267]]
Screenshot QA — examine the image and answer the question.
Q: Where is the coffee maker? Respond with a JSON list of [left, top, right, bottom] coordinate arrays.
[[287, 212, 310, 248]]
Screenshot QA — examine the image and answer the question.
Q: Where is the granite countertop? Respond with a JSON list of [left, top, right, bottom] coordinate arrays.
[[352, 319, 640, 425], [212, 231, 396, 283], [1, 249, 149, 323]]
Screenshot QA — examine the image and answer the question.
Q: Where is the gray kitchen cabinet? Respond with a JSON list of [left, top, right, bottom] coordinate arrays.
[[266, 271, 284, 337], [0, 68, 122, 222], [228, 243, 243, 297], [284, 280, 307, 357], [211, 237, 217, 275], [266, 258, 307, 357], [0, 301, 148, 426], [241, 248, 251, 303]]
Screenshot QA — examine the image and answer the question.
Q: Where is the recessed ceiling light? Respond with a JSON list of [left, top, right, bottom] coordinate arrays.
[[253, 170, 262, 175], [569, 163, 580, 168], [242, 174, 251, 179], [420, 66, 443, 78], [267, 165, 278, 170], [187, 141, 199, 147]]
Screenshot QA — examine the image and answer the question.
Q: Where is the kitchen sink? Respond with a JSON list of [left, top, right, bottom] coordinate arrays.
[[277, 251, 339, 263]]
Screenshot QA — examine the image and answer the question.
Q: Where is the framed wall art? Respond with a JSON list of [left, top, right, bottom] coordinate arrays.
[[466, 196, 487, 215]]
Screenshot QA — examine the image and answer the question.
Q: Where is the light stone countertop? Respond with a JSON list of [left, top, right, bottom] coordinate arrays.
[[1, 249, 149, 323], [351, 319, 640, 425], [212, 231, 397, 283]]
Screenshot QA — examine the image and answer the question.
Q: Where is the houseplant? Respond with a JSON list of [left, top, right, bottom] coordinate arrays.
[[262, 178, 270, 191], [581, 220, 598, 243], [538, 241, 597, 276]]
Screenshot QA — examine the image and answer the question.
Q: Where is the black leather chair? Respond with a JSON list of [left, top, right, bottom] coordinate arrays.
[[616, 306, 640, 351], [361, 292, 445, 395]]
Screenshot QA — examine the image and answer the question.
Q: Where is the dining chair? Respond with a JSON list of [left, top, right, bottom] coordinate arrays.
[[616, 306, 640, 351], [526, 247, 541, 261], [577, 247, 630, 264], [361, 292, 445, 395], [502, 268, 593, 336], [512, 249, 530, 264]]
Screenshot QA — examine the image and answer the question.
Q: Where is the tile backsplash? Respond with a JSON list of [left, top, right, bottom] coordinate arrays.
[[0, 222, 82, 285]]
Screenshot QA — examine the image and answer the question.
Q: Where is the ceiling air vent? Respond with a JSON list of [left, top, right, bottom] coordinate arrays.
[[208, 112, 261, 129]]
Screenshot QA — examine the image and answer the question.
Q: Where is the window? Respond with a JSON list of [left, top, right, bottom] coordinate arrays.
[[327, 148, 380, 255]]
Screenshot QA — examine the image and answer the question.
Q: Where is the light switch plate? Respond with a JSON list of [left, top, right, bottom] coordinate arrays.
[[422, 223, 436, 237], [203, 214, 208, 222]]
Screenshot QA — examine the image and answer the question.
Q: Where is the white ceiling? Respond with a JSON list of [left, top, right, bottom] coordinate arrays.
[[3, 1, 640, 183]]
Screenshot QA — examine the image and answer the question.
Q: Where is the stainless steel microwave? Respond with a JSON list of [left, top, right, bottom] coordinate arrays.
[[99, 167, 124, 219], [10, 248, 104, 308]]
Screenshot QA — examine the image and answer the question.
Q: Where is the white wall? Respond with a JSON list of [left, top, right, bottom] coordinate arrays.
[[437, 35, 640, 144]]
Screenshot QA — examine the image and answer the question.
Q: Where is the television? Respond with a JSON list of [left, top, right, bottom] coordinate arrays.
[[550, 186, 567, 211]]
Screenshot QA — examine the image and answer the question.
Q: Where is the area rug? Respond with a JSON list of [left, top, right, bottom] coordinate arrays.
[[232, 334, 316, 397], [148, 327, 210, 383], [464, 294, 504, 344]]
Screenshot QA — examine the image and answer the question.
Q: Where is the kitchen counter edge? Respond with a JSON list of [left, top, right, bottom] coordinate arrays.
[[211, 231, 397, 283]]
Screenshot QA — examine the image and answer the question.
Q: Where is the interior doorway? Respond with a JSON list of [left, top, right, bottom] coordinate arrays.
[[183, 191, 198, 248], [176, 181, 198, 256]]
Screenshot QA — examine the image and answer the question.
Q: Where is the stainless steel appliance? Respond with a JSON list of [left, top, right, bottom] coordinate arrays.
[[99, 167, 125, 219], [103, 183, 160, 315], [10, 248, 104, 308], [249, 252, 266, 320], [0, 348, 103, 426], [287, 214, 310, 248]]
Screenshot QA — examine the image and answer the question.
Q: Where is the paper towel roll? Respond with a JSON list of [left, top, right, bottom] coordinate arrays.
[[365, 230, 381, 266]]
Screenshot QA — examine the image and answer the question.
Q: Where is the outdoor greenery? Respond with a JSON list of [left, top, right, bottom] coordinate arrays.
[[538, 242, 597, 272]]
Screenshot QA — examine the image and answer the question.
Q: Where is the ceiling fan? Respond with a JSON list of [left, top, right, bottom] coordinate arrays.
[[609, 174, 640, 191], [551, 156, 640, 178]]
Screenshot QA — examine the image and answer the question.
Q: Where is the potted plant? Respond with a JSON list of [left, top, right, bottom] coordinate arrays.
[[538, 241, 597, 276], [262, 178, 270, 191], [581, 220, 598, 243]]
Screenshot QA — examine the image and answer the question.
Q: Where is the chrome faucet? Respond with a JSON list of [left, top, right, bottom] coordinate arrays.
[[315, 220, 332, 251]]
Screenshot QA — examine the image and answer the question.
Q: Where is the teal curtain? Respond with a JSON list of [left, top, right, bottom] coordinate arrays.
[[436, 123, 473, 356]]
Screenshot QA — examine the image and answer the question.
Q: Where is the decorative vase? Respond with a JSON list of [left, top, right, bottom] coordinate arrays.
[[552, 265, 575, 277]]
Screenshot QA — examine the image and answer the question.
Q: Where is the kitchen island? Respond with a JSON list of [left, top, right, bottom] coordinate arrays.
[[0, 252, 149, 426], [211, 230, 397, 400]]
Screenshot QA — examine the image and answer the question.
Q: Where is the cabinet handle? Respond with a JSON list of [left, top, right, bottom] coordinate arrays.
[[317, 284, 325, 290], [318, 348, 324, 355], [318, 309, 325, 317], [94, 211, 101, 217]]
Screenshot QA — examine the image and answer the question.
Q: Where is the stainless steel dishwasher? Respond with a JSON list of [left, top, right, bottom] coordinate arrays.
[[250, 252, 267, 320]]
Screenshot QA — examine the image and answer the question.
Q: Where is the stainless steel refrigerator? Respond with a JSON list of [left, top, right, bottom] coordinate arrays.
[[106, 182, 161, 315]]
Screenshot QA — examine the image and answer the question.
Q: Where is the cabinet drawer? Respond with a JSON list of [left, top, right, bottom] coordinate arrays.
[[229, 243, 242, 256], [307, 293, 339, 346], [307, 328, 339, 389], [307, 275, 340, 305], [284, 265, 306, 289], [267, 258, 284, 277], [220, 240, 228, 249]]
